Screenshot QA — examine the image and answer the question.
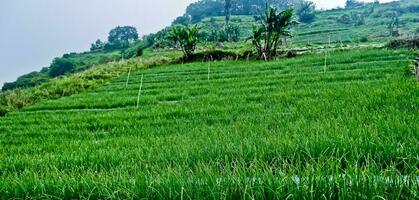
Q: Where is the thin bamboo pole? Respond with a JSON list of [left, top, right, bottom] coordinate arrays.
[[136, 74, 144, 109]]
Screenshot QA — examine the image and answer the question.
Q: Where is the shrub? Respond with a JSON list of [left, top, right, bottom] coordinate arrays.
[[123, 43, 145, 59], [337, 14, 352, 24], [296, 1, 316, 24], [360, 36, 368, 43], [49, 58, 76, 77], [90, 39, 105, 51], [403, 63, 415, 77], [386, 37, 419, 49], [0, 105, 9, 117], [188, 50, 238, 62]]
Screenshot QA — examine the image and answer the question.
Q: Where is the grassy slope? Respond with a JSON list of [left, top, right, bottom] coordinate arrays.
[[0, 49, 418, 199], [198, 0, 419, 47]]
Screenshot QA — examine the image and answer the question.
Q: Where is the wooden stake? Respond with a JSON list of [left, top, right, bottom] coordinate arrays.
[[324, 35, 331, 73], [415, 57, 419, 82], [125, 66, 132, 88], [208, 56, 213, 81], [136, 74, 144, 109], [324, 51, 327, 73]]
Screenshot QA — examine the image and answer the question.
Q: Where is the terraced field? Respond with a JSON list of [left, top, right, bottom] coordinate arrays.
[[0, 49, 418, 199]]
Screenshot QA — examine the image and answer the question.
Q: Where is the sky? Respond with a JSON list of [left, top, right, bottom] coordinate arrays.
[[0, 0, 397, 87]]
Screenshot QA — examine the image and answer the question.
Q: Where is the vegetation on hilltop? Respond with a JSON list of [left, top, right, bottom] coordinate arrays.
[[177, 0, 303, 23], [2, 26, 142, 92]]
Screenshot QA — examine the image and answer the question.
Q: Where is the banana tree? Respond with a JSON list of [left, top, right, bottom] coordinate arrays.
[[249, 4, 296, 60], [168, 25, 200, 60]]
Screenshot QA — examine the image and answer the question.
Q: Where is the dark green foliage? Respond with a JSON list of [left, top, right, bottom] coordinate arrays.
[[185, 0, 225, 23], [345, 0, 365, 8], [224, 0, 232, 27], [296, 1, 316, 24], [90, 39, 105, 51], [123, 41, 146, 59], [0, 107, 7, 116], [184, 0, 298, 23], [106, 26, 139, 50], [225, 24, 241, 42], [386, 37, 419, 49], [167, 25, 200, 60], [187, 49, 240, 61], [337, 14, 352, 24], [0, 94, 8, 116], [2, 50, 122, 91], [145, 28, 174, 49], [360, 36, 368, 43], [249, 5, 295, 59], [1, 72, 49, 91], [203, 24, 240, 43], [48, 58, 76, 77], [388, 16, 400, 37], [172, 15, 192, 26], [336, 12, 365, 25], [403, 63, 415, 77]]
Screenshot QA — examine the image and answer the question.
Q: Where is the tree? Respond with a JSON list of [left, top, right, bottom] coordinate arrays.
[[388, 16, 400, 37], [172, 15, 192, 26], [90, 39, 105, 51], [167, 25, 200, 60], [295, 1, 316, 24], [183, 0, 299, 23], [345, 0, 364, 8], [106, 26, 139, 50], [225, 24, 241, 42], [49, 58, 76, 77], [225, 0, 232, 27], [248, 4, 296, 60]]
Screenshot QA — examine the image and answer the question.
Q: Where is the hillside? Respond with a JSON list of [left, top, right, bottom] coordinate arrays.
[[1, 50, 123, 91], [2, 0, 418, 92], [197, 0, 419, 46], [0, 49, 418, 198]]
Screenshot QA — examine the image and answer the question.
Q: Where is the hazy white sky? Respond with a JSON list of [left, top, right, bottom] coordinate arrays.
[[0, 0, 397, 87]]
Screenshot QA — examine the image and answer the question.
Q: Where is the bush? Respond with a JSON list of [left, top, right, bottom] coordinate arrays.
[[403, 63, 415, 77], [0, 106, 9, 117], [172, 15, 192, 26], [49, 58, 76, 77], [386, 37, 419, 49], [337, 14, 352, 24], [336, 12, 365, 26], [1, 71, 49, 91], [360, 36, 368, 43], [285, 51, 297, 58], [296, 1, 316, 24], [123, 43, 145, 59]]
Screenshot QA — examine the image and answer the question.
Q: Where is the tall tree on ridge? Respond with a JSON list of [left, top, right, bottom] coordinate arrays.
[[225, 0, 232, 27]]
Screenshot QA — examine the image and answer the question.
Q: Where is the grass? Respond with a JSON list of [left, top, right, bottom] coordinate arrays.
[[0, 49, 418, 199]]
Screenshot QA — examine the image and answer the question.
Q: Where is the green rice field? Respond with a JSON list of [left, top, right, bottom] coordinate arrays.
[[0, 49, 418, 199]]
